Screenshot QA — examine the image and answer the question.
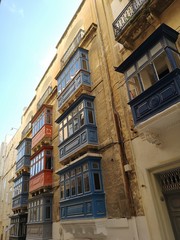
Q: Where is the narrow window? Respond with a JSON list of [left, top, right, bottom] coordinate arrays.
[[65, 180, 70, 198], [68, 122, 73, 136], [71, 178, 76, 196], [74, 117, 79, 131], [153, 51, 170, 79], [80, 111, 84, 126], [93, 173, 101, 190], [45, 206, 51, 219], [77, 176, 82, 194], [140, 64, 156, 90], [88, 110, 94, 124], [127, 75, 142, 99], [60, 185, 64, 199], [84, 173, 90, 192]]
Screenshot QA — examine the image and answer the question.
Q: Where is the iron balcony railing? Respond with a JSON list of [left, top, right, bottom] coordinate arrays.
[[112, 0, 149, 39]]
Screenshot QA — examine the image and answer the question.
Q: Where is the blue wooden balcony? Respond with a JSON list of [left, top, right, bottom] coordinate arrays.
[[129, 68, 180, 124], [59, 125, 98, 163], [12, 193, 28, 210], [16, 156, 30, 172], [57, 70, 91, 111]]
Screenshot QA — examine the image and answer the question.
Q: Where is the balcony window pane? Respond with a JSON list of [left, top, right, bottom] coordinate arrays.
[[80, 111, 84, 126], [46, 156, 52, 169], [71, 178, 76, 196], [68, 122, 73, 136], [171, 50, 180, 68], [88, 110, 94, 124], [59, 130, 63, 143], [137, 54, 148, 68], [77, 176, 82, 194], [153, 51, 171, 79], [60, 184, 64, 199], [140, 64, 156, 90], [64, 126, 68, 140], [93, 173, 101, 190], [82, 59, 88, 70], [127, 75, 142, 99], [45, 206, 51, 219], [84, 173, 90, 192], [126, 65, 136, 78], [150, 42, 162, 56], [74, 117, 79, 131], [65, 180, 70, 198]]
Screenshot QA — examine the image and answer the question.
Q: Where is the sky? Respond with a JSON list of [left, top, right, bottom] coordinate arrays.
[[0, 0, 82, 143]]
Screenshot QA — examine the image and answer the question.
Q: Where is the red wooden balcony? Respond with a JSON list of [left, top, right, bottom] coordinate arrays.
[[31, 124, 52, 150], [29, 170, 53, 193]]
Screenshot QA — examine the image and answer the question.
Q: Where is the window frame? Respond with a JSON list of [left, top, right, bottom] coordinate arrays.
[[125, 41, 180, 100]]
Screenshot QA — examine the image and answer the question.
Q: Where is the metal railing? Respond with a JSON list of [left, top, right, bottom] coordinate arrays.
[[112, 0, 148, 38]]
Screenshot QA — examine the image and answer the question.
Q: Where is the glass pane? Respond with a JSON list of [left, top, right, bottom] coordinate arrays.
[[92, 162, 99, 169], [137, 54, 148, 68], [153, 51, 171, 80], [77, 176, 82, 194], [140, 64, 156, 90], [88, 110, 94, 124], [80, 111, 84, 126], [60, 185, 64, 199], [45, 206, 51, 219], [65, 181, 70, 198], [127, 75, 142, 99], [64, 126, 68, 140], [93, 173, 101, 190], [59, 129, 63, 143], [150, 42, 162, 56], [46, 156, 52, 169], [71, 178, 76, 196], [84, 173, 90, 192], [83, 163, 88, 171], [74, 117, 79, 131], [172, 50, 180, 68], [68, 122, 73, 136]]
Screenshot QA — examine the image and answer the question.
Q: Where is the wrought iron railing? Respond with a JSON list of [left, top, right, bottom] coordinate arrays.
[[112, 0, 149, 38]]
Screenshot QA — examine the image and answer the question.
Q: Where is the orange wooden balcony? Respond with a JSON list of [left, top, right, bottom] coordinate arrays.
[[31, 125, 52, 150], [29, 170, 53, 193]]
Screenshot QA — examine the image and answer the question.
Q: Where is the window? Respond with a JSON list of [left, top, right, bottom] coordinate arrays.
[[57, 48, 89, 96], [59, 159, 103, 201], [28, 197, 52, 223], [16, 139, 31, 162], [125, 41, 180, 100], [32, 107, 52, 137], [30, 149, 52, 177], [58, 98, 95, 144]]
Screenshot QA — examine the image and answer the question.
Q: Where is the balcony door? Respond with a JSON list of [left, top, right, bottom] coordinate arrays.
[[159, 168, 180, 240]]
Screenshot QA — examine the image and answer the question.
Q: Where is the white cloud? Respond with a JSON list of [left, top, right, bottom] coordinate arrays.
[[5, 2, 24, 17]]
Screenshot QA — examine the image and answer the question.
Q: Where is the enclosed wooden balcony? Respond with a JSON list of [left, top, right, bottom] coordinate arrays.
[[12, 193, 28, 210], [31, 124, 52, 150], [31, 105, 53, 151], [57, 70, 91, 113], [29, 170, 53, 193], [129, 68, 180, 124], [112, 0, 175, 47]]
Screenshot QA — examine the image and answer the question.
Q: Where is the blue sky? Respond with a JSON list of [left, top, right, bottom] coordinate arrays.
[[0, 0, 82, 143]]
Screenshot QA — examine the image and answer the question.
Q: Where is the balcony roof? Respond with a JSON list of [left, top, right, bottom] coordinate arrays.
[[115, 24, 179, 73]]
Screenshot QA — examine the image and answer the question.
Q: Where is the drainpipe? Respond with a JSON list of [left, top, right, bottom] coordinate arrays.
[[93, 0, 136, 217]]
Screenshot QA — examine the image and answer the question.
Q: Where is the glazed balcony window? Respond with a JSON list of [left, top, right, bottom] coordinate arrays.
[[115, 24, 180, 124], [27, 196, 52, 223], [56, 95, 98, 162], [125, 42, 180, 101], [16, 138, 31, 172], [57, 157, 106, 220], [32, 108, 52, 137], [30, 149, 52, 177], [56, 48, 91, 110], [13, 175, 29, 197]]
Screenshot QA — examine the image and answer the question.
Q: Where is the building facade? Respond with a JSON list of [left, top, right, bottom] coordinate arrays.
[[0, 0, 179, 240]]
